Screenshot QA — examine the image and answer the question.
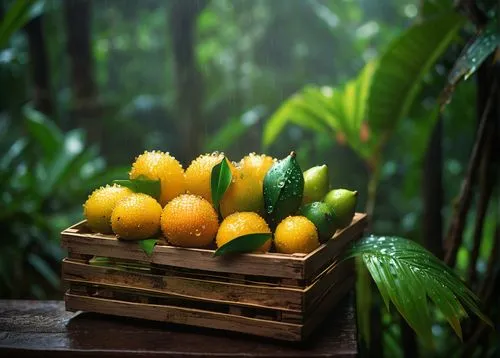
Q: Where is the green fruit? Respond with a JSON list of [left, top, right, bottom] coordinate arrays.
[[263, 151, 304, 227], [299, 202, 338, 243], [302, 165, 329, 204], [324, 189, 358, 229]]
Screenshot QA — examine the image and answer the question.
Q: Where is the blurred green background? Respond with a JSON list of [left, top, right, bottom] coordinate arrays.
[[0, 0, 498, 357]]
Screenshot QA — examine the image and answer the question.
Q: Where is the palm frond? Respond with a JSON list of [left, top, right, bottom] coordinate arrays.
[[442, 20, 500, 105], [263, 62, 376, 160], [345, 235, 492, 345], [368, 11, 464, 132]]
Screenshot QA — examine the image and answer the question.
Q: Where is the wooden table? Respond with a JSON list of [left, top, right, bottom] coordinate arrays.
[[0, 295, 357, 357]]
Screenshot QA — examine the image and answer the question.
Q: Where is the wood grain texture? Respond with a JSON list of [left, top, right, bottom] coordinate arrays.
[[62, 259, 304, 311], [304, 260, 354, 312], [58, 214, 365, 342], [303, 214, 367, 281], [61, 213, 366, 280], [0, 298, 357, 357], [61, 230, 304, 279], [302, 277, 354, 339], [64, 293, 303, 341]]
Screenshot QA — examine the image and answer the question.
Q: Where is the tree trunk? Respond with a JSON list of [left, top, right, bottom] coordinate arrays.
[[25, 15, 53, 116], [423, 117, 443, 258], [168, 0, 208, 163], [63, 0, 101, 143]]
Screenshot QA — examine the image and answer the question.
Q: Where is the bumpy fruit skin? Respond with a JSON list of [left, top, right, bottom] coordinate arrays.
[[185, 153, 232, 204], [302, 165, 329, 205], [83, 184, 133, 234], [130, 150, 185, 206], [239, 153, 275, 182], [111, 193, 162, 240], [220, 153, 275, 218], [324, 189, 358, 229], [161, 194, 219, 248], [299, 201, 338, 243], [274, 216, 320, 254], [216, 212, 272, 253]]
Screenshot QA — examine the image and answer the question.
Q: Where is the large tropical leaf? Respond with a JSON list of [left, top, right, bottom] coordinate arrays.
[[0, 0, 45, 48], [421, 0, 453, 17], [263, 62, 376, 160], [368, 11, 465, 132], [345, 235, 492, 345], [442, 20, 500, 104]]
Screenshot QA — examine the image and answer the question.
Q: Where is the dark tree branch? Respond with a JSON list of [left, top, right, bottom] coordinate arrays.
[[479, 224, 500, 299], [454, 0, 488, 28], [400, 320, 418, 358], [63, 0, 101, 143], [423, 116, 443, 258], [25, 15, 53, 116], [466, 127, 495, 285], [444, 81, 497, 267], [169, 0, 209, 163], [63, 0, 96, 103], [461, 260, 499, 358]]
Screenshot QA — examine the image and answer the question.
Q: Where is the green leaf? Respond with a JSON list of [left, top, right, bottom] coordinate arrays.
[[262, 89, 330, 148], [0, 0, 45, 48], [0, 138, 28, 171], [263, 151, 304, 226], [443, 21, 500, 104], [421, 0, 453, 18], [263, 62, 377, 161], [138, 238, 158, 256], [27, 253, 60, 290], [214, 233, 272, 257], [368, 11, 464, 131], [24, 106, 63, 160], [345, 235, 492, 346], [210, 156, 232, 210], [113, 177, 161, 200], [89, 257, 113, 266], [40, 129, 86, 197]]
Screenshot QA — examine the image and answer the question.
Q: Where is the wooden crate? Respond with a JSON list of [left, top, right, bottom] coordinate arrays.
[[61, 213, 367, 341]]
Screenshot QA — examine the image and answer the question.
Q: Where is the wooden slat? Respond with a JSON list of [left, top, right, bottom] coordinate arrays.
[[302, 276, 354, 339], [61, 214, 365, 281], [303, 213, 367, 281], [304, 260, 354, 312], [67, 252, 93, 263], [280, 311, 303, 324], [62, 259, 303, 311], [61, 232, 305, 279], [64, 293, 302, 341]]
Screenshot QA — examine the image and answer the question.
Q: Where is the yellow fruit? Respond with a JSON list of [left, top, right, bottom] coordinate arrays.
[[220, 167, 263, 217], [219, 153, 274, 217], [130, 150, 185, 206], [239, 153, 275, 182], [161, 194, 219, 248], [185, 152, 232, 204], [274, 216, 320, 254], [111, 193, 162, 240], [83, 184, 133, 234], [216, 212, 272, 253]]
